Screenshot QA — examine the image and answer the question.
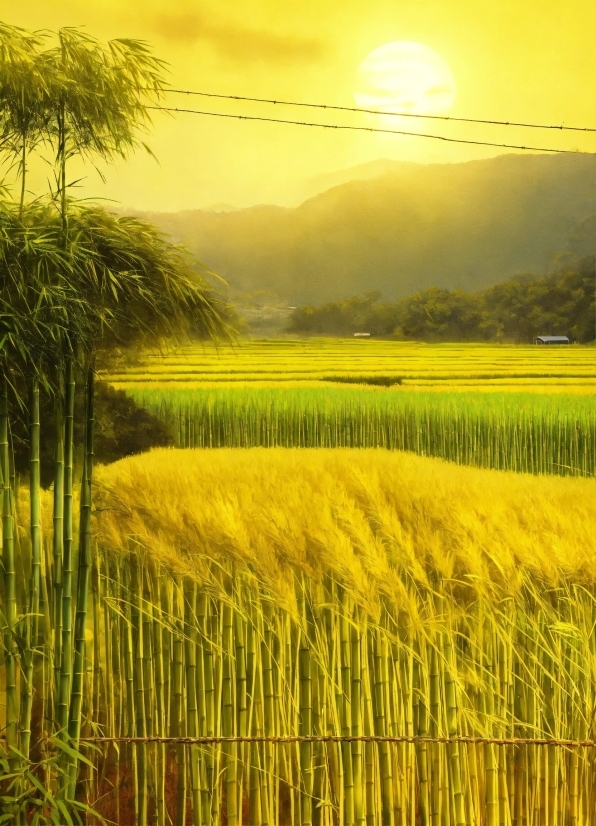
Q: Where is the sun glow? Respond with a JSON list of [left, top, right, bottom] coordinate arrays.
[[354, 41, 456, 119]]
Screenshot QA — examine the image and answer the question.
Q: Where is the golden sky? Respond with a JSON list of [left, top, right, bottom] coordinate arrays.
[[3, 0, 596, 211]]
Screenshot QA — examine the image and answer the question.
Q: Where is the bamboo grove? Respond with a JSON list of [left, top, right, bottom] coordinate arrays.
[[0, 22, 228, 822], [128, 387, 596, 478]]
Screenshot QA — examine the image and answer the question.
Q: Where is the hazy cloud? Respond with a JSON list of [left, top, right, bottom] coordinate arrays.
[[152, 10, 325, 64]]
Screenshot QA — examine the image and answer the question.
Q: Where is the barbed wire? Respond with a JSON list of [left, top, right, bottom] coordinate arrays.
[[148, 106, 591, 155], [79, 734, 596, 748], [163, 88, 596, 133]]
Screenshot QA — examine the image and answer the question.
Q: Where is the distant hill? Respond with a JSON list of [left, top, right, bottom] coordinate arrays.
[[139, 153, 596, 304], [301, 158, 416, 200], [202, 203, 238, 213]]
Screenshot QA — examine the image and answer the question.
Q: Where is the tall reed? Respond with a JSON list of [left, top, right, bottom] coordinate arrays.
[[128, 387, 596, 477]]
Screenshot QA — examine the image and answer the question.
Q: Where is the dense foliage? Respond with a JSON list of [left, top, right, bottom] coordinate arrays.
[[10, 382, 172, 486], [287, 254, 595, 342]]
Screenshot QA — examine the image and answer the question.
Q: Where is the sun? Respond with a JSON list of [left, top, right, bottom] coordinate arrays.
[[354, 41, 456, 118]]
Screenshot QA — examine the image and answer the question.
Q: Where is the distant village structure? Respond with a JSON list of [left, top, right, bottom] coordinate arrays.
[[533, 336, 570, 345]]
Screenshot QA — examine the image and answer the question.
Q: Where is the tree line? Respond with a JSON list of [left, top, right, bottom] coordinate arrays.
[[287, 252, 595, 343]]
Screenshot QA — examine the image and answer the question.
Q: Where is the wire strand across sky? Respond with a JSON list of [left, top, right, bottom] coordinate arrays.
[[149, 105, 594, 155], [163, 88, 596, 134]]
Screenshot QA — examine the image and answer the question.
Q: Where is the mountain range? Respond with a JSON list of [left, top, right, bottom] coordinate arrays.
[[136, 153, 596, 304]]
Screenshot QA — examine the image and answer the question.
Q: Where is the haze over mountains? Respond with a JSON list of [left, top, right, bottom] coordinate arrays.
[[138, 153, 595, 304]]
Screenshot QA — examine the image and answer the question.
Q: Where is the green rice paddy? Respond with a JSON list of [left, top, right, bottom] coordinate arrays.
[[110, 340, 596, 477]]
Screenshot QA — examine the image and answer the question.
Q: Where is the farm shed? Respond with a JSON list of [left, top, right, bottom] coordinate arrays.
[[533, 336, 570, 345]]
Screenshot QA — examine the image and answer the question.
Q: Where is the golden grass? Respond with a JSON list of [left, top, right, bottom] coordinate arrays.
[[94, 448, 596, 612]]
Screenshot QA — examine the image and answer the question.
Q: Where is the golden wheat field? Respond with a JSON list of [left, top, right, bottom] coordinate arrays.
[[6, 342, 596, 824], [94, 448, 596, 596]]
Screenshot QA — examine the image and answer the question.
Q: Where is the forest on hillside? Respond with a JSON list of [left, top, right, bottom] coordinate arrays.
[[287, 253, 595, 342]]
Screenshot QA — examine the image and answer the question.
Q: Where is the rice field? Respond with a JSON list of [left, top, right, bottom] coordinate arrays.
[[124, 387, 596, 477], [5, 448, 595, 825], [108, 340, 596, 478], [108, 339, 596, 390], [2, 342, 593, 825]]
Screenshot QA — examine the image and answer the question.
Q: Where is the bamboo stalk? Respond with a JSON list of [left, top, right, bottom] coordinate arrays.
[[1, 377, 18, 767], [19, 376, 42, 760], [67, 365, 95, 797], [57, 358, 76, 736], [52, 377, 65, 700]]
